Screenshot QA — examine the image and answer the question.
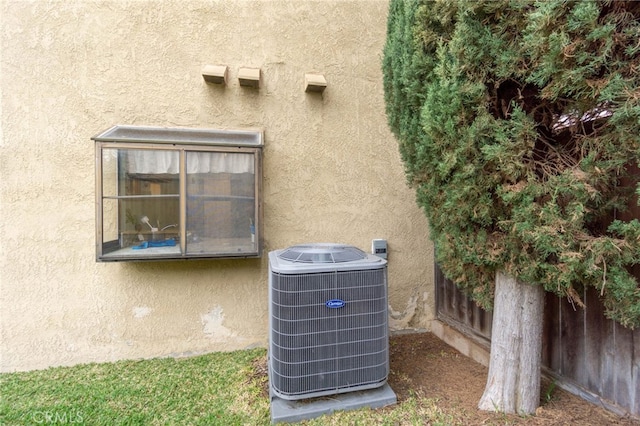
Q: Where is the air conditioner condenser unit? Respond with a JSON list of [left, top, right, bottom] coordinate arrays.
[[268, 243, 392, 401]]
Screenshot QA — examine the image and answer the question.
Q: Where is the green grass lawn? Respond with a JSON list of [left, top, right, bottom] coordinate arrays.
[[0, 349, 453, 425]]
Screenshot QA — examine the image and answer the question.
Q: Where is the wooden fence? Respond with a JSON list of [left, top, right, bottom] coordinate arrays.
[[435, 264, 640, 417]]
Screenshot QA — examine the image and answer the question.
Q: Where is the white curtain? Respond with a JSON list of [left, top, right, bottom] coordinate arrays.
[[126, 151, 253, 174], [187, 152, 254, 174]]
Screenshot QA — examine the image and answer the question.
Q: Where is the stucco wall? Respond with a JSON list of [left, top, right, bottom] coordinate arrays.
[[0, 0, 434, 372]]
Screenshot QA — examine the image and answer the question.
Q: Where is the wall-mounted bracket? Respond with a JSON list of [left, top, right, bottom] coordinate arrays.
[[304, 73, 327, 93], [202, 65, 228, 85], [238, 67, 261, 88]]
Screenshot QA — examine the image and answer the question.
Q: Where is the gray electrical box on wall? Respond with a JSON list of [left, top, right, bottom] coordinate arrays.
[[372, 239, 387, 259]]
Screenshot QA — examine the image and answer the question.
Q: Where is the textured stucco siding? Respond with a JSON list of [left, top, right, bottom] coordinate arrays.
[[0, 0, 434, 372]]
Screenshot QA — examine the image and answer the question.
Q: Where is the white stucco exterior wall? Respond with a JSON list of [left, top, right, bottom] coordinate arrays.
[[0, 0, 434, 372]]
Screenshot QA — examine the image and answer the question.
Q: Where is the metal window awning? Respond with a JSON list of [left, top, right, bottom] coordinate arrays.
[[92, 125, 263, 147]]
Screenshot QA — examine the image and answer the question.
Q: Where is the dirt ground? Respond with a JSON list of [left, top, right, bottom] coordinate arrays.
[[387, 332, 640, 425]]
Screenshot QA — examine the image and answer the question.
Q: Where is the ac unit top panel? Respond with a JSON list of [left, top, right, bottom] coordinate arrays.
[[269, 243, 386, 274]]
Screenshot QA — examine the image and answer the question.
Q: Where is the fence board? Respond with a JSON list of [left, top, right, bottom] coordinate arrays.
[[542, 292, 562, 372], [435, 265, 492, 342], [633, 333, 640, 415], [613, 323, 634, 413], [560, 292, 585, 379], [584, 287, 606, 393]]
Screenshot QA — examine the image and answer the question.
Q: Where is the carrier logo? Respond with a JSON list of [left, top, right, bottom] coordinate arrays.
[[325, 299, 346, 309]]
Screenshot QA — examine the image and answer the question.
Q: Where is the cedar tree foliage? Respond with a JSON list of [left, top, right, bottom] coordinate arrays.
[[382, 0, 640, 327]]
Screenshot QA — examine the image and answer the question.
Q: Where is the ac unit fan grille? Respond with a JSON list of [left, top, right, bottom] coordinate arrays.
[[269, 268, 389, 399], [277, 244, 368, 263]]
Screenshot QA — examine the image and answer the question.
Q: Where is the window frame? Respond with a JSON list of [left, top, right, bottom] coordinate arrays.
[[93, 125, 263, 262]]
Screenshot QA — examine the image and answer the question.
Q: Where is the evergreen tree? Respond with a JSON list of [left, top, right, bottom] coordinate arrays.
[[383, 0, 640, 414]]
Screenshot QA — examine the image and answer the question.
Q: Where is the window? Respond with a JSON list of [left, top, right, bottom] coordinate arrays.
[[93, 125, 262, 261]]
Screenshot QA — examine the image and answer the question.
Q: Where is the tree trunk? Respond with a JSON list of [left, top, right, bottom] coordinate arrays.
[[478, 271, 544, 415]]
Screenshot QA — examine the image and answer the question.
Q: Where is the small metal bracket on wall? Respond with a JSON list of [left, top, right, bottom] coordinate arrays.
[[238, 67, 261, 88], [304, 73, 327, 93], [202, 65, 228, 85]]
